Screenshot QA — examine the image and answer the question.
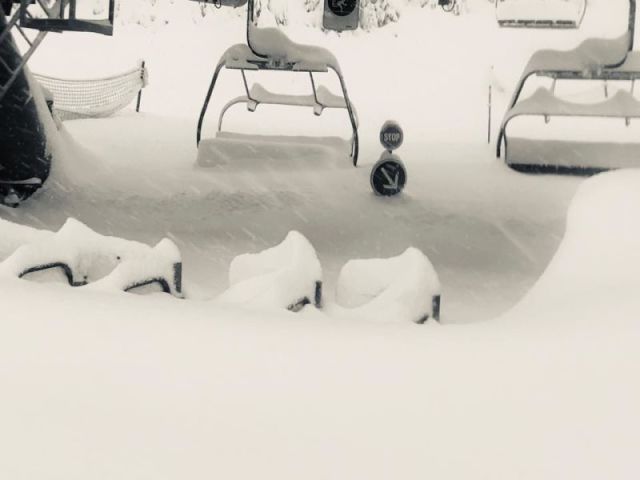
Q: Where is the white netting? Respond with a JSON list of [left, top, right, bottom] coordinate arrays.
[[33, 63, 148, 121]]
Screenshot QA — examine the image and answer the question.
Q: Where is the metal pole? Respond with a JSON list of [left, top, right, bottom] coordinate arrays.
[[487, 66, 493, 144], [135, 60, 145, 113]]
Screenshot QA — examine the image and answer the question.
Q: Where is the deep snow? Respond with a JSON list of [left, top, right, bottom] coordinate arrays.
[[1, 0, 640, 478]]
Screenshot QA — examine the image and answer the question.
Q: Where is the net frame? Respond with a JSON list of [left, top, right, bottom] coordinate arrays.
[[33, 62, 148, 121]]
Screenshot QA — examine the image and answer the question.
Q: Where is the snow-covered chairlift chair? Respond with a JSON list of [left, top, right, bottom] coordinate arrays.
[[496, 0, 586, 29], [196, 0, 359, 166], [0, 219, 183, 297], [497, 0, 640, 172]]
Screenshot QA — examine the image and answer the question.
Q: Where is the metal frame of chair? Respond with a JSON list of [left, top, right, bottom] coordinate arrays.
[[196, 0, 360, 166], [497, 0, 638, 166]]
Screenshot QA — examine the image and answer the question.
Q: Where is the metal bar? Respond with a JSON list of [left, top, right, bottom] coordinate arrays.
[[487, 82, 492, 144], [328, 65, 359, 166], [197, 60, 226, 146], [0, 30, 47, 103], [15, 25, 33, 46], [245, 0, 267, 58], [0, 7, 20, 46], [0, 54, 11, 73], [135, 60, 145, 112], [35, 0, 55, 18], [308, 72, 319, 104], [629, 0, 636, 52], [241, 68, 250, 97]]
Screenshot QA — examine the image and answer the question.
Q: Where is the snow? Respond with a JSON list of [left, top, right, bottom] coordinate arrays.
[[0, 170, 640, 479], [335, 247, 440, 322], [0, 218, 183, 296], [249, 27, 341, 72], [2, 0, 640, 477], [218, 230, 322, 310], [512, 168, 640, 313]]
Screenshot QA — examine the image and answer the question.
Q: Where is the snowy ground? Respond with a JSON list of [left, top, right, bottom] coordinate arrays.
[[2, 0, 640, 478], [9, 0, 624, 322]]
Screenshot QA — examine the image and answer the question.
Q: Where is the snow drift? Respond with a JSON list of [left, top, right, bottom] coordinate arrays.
[[511, 168, 640, 318], [0, 218, 183, 296]]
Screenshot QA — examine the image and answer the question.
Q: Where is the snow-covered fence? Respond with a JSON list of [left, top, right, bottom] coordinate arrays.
[[0, 218, 182, 297], [33, 61, 148, 121]]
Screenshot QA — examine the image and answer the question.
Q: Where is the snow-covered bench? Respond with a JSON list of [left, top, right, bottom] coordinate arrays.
[[217, 231, 322, 312], [0, 218, 183, 297], [196, 23, 359, 166]]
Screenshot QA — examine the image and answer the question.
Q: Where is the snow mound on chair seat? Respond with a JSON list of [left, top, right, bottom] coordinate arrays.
[[86, 238, 182, 296], [250, 28, 340, 71], [217, 231, 322, 311], [512, 169, 640, 317], [0, 218, 182, 296], [336, 247, 441, 323]]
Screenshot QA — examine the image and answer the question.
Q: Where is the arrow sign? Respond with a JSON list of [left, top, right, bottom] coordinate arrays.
[[370, 154, 407, 196]]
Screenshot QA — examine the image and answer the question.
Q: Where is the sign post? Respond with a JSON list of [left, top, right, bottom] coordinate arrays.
[[371, 121, 407, 196]]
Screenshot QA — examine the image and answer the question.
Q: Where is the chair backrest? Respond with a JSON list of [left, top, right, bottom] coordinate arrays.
[[496, 0, 587, 29]]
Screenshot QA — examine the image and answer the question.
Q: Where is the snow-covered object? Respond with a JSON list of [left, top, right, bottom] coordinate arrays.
[[0, 218, 182, 297], [197, 133, 351, 169], [505, 88, 640, 121], [336, 247, 441, 323], [217, 231, 322, 311], [519, 34, 632, 78], [85, 238, 182, 295], [500, 88, 640, 168], [249, 28, 341, 72], [512, 169, 640, 313]]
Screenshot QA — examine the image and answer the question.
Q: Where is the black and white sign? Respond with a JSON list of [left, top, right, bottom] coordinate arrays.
[[327, 0, 358, 16], [370, 154, 407, 196], [379, 120, 404, 151], [323, 0, 359, 31]]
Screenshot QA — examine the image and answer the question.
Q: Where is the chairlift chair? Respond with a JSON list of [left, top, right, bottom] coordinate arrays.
[[496, 0, 640, 172], [496, 0, 586, 29], [196, 0, 360, 167]]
